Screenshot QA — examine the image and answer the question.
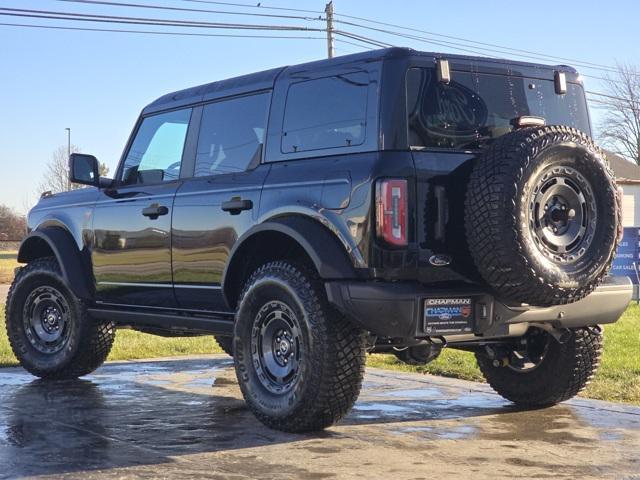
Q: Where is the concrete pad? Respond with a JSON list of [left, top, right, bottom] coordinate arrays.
[[0, 355, 638, 479]]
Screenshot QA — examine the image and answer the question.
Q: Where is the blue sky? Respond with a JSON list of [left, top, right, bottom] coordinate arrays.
[[1, 0, 638, 213]]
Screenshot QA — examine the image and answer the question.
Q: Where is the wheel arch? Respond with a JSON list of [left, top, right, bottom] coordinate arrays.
[[17, 227, 94, 300], [222, 216, 358, 309]]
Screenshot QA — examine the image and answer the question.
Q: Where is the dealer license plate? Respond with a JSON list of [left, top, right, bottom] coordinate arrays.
[[423, 298, 474, 335]]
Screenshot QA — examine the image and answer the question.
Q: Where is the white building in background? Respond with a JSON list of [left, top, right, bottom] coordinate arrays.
[[607, 151, 640, 300], [607, 151, 640, 227]]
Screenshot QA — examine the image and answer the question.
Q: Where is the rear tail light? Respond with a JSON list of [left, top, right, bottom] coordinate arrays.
[[376, 179, 408, 247]]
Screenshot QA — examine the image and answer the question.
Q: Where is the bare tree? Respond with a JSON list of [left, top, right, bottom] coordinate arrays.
[[38, 145, 110, 195], [598, 63, 640, 165], [0, 204, 27, 241]]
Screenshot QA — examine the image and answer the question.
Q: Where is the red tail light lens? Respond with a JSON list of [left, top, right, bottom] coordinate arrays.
[[376, 179, 408, 247]]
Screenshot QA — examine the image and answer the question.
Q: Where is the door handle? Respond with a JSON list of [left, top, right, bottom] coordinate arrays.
[[142, 204, 169, 219], [221, 197, 253, 215]]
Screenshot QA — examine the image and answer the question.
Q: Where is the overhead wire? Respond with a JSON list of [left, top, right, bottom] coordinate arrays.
[[54, 0, 323, 21], [0, 2, 632, 105], [0, 21, 325, 39], [332, 13, 621, 73], [179, 0, 323, 15], [0, 7, 324, 31]]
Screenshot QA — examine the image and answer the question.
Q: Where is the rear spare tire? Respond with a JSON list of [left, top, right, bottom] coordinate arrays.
[[465, 126, 619, 306]]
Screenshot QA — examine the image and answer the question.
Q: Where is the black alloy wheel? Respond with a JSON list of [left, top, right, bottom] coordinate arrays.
[[527, 165, 596, 264], [251, 300, 303, 394], [22, 286, 72, 355]]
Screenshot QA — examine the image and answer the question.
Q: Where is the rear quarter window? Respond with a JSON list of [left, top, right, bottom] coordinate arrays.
[[281, 72, 369, 154]]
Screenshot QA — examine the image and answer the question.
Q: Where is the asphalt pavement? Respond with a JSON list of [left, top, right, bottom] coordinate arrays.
[[0, 355, 639, 479]]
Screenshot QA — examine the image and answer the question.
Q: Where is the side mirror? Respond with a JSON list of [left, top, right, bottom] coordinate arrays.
[[69, 153, 100, 187]]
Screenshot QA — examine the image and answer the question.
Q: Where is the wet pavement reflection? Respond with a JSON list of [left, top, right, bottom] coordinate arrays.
[[0, 356, 639, 479]]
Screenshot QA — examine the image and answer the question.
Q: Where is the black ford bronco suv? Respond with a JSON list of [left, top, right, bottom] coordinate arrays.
[[7, 48, 632, 432]]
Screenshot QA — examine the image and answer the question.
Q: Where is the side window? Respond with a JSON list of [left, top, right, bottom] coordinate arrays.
[[281, 72, 368, 153], [195, 92, 270, 177], [120, 108, 192, 185]]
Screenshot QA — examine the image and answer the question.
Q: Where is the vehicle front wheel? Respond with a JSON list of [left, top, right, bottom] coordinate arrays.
[[475, 327, 602, 406], [6, 257, 115, 379], [233, 261, 367, 433]]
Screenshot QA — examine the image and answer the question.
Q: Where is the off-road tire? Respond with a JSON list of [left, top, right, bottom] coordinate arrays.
[[465, 126, 619, 306], [215, 335, 233, 357], [6, 257, 115, 379], [233, 261, 367, 433], [475, 327, 603, 406]]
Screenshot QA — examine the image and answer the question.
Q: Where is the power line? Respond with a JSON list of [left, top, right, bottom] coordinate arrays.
[[55, 0, 323, 21], [335, 38, 374, 51], [0, 3, 632, 104], [180, 0, 323, 15], [334, 18, 622, 74], [0, 21, 325, 39], [334, 17, 640, 84], [332, 13, 621, 74], [334, 30, 392, 49], [0, 7, 324, 31], [587, 90, 640, 106]]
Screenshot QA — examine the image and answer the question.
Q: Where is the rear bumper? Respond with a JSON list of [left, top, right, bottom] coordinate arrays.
[[325, 276, 633, 341]]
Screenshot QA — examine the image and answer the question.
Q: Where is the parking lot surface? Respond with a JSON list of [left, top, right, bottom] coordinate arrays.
[[0, 355, 639, 479]]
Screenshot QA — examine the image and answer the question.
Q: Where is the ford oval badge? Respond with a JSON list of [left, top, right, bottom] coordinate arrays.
[[429, 254, 452, 267]]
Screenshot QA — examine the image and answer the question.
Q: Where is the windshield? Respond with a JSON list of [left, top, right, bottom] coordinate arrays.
[[406, 67, 590, 150]]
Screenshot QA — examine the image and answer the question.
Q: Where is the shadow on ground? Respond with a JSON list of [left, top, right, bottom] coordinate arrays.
[[0, 357, 639, 479]]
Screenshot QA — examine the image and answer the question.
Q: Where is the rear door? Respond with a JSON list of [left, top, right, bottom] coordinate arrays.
[[171, 92, 271, 312], [92, 107, 194, 307]]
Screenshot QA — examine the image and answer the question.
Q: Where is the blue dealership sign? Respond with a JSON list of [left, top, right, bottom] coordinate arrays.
[[611, 227, 640, 284]]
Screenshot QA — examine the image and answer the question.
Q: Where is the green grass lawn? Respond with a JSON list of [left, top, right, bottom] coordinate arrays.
[[0, 251, 18, 284], [1, 303, 638, 404]]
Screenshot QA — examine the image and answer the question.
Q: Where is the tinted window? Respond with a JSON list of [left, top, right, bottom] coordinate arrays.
[[406, 67, 590, 150], [121, 108, 192, 185], [282, 72, 368, 153], [195, 93, 270, 177]]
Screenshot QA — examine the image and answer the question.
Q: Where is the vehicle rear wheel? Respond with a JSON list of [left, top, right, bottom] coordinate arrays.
[[215, 335, 233, 357], [233, 261, 367, 432], [5, 257, 115, 379], [475, 327, 602, 406]]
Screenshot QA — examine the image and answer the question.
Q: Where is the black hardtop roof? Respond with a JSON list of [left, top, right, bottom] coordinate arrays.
[[142, 47, 580, 115]]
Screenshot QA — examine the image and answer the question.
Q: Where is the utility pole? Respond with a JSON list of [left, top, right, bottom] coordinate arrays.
[[65, 127, 71, 159], [325, 1, 334, 59], [65, 127, 71, 191]]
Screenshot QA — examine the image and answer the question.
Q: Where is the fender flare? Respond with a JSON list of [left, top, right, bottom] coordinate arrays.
[[18, 227, 94, 300], [222, 216, 358, 306]]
